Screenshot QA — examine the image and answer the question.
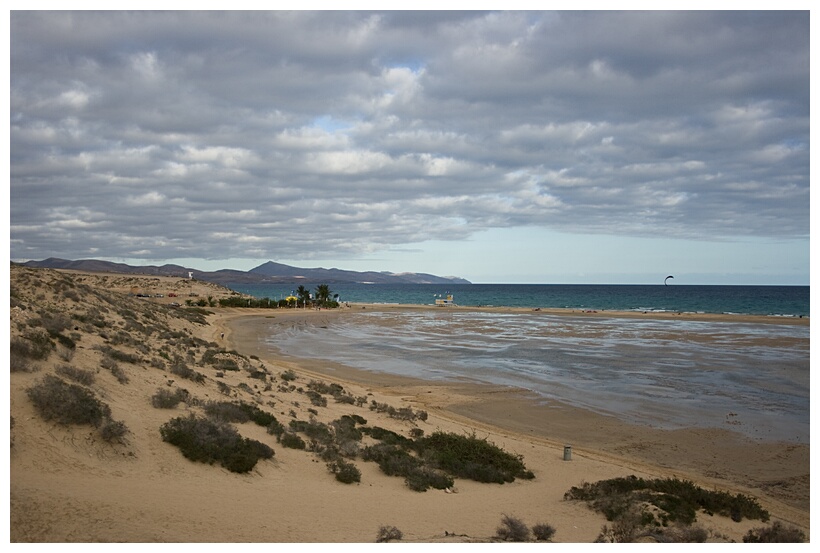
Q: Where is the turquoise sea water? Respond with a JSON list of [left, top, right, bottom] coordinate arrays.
[[229, 283, 809, 318]]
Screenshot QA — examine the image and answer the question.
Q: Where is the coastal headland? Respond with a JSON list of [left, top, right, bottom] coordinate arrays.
[[9, 267, 809, 542]]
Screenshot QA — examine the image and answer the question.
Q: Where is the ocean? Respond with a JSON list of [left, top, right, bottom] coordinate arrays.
[[228, 282, 810, 444], [229, 283, 809, 318]]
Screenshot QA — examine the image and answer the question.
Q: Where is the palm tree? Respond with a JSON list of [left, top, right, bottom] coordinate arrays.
[[296, 285, 311, 308], [315, 284, 332, 305]]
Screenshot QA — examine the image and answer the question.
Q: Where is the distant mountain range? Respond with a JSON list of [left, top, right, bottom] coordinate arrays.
[[20, 258, 472, 286]]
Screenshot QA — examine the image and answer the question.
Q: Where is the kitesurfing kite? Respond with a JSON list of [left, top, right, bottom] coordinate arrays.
[[664, 275, 674, 286]]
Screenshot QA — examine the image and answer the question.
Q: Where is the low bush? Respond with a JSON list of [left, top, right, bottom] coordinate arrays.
[[361, 426, 412, 446], [331, 417, 363, 443], [267, 419, 285, 438], [106, 362, 130, 385], [305, 390, 327, 407], [14, 331, 53, 360], [280, 432, 306, 450], [170, 361, 206, 383], [308, 380, 345, 396], [289, 419, 334, 444], [532, 523, 556, 541], [151, 388, 190, 409], [159, 414, 274, 473], [414, 431, 534, 484], [204, 401, 278, 427], [280, 369, 297, 381], [9, 351, 34, 373], [100, 419, 129, 444], [99, 346, 140, 364], [743, 521, 806, 543], [27, 374, 111, 427], [404, 466, 454, 492], [496, 515, 530, 542], [55, 364, 95, 386], [328, 459, 361, 484], [375, 526, 403, 543], [564, 475, 769, 525]]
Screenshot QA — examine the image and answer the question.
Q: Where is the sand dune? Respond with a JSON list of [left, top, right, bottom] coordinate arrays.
[[8, 266, 809, 543]]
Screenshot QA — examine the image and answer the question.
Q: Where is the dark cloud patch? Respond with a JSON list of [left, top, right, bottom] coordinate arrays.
[[10, 11, 809, 263]]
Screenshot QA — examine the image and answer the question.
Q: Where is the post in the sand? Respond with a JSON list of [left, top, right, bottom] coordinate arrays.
[[563, 445, 572, 461]]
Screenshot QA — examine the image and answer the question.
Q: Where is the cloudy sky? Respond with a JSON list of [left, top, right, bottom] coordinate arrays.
[[8, 8, 811, 284]]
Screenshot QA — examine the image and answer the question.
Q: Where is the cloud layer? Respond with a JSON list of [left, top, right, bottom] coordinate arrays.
[[10, 11, 810, 263]]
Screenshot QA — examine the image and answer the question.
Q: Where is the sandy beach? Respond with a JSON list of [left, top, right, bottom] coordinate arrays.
[[8, 268, 810, 543]]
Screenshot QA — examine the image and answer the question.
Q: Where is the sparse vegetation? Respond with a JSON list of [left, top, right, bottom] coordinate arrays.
[[151, 387, 190, 409], [564, 475, 769, 526], [328, 459, 361, 484], [376, 525, 403, 542], [27, 374, 111, 427], [496, 514, 530, 542], [743, 521, 806, 543], [532, 522, 557, 542], [55, 364, 95, 386], [414, 431, 534, 484], [159, 414, 274, 473], [26, 374, 128, 443], [280, 432, 306, 449], [203, 400, 278, 427]]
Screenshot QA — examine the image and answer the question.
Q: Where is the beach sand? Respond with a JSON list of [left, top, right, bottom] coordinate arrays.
[[8, 269, 810, 543]]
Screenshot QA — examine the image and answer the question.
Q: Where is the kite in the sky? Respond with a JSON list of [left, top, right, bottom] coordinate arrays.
[[664, 275, 674, 286]]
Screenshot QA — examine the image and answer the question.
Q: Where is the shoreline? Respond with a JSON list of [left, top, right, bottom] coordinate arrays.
[[223, 306, 810, 520], [344, 301, 810, 325]]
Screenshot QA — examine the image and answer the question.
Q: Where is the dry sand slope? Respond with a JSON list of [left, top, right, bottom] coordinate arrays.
[[7, 265, 809, 543]]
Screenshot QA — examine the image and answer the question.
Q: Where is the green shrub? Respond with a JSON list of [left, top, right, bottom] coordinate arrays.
[[404, 466, 454, 492], [204, 401, 277, 427], [267, 419, 285, 438], [53, 333, 77, 351], [743, 522, 806, 543], [15, 330, 53, 360], [9, 350, 34, 373], [532, 523, 556, 541], [362, 443, 423, 478], [151, 388, 190, 409], [345, 414, 367, 425], [496, 515, 530, 542], [375, 526, 403, 543], [289, 419, 333, 444], [305, 390, 327, 407], [361, 426, 412, 446], [170, 361, 206, 383], [27, 375, 111, 427], [107, 363, 130, 385], [100, 419, 129, 444], [280, 369, 297, 381], [159, 414, 274, 473], [102, 347, 140, 364], [328, 459, 361, 484], [414, 431, 534, 484], [55, 364, 95, 386], [308, 380, 345, 396], [331, 417, 363, 443], [564, 476, 769, 525], [280, 432, 306, 450]]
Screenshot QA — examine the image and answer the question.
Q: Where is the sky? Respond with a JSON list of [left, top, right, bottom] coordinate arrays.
[[7, 6, 812, 284]]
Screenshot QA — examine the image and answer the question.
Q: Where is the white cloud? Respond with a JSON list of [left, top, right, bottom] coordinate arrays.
[[8, 10, 809, 282]]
